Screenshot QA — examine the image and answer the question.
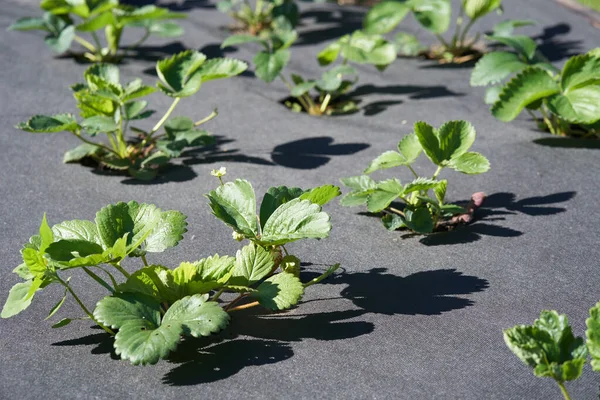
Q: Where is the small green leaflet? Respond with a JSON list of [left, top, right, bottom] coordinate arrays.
[[251, 271, 304, 310], [230, 243, 274, 286], [587, 302, 600, 372]]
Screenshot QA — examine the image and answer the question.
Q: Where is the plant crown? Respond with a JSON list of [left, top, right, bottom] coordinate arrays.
[[340, 120, 490, 233], [15, 51, 248, 180], [8, 0, 186, 63]]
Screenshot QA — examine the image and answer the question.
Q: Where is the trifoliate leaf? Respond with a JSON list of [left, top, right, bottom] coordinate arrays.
[[462, 0, 502, 20], [363, 1, 410, 34], [16, 114, 78, 133], [261, 199, 331, 245], [470, 52, 529, 86], [230, 243, 274, 286], [253, 49, 290, 83], [394, 32, 425, 56], [366, 179, 403, 212], [63, 143, 102, 163], [251, 272, 304, 310], [560, 53, 600, 91], [81, 116, 119, 134], [492, 68, 561, 122], [156, 50, 207, 98], [403, 207, 434, 233], [162, 295, 229, 337], [143, 210, 187, 253], [1, 281, 36, 318], [412, 0, 451, 34], [299, 185, 341, 206], [486, 35, 537, 60], [503, 310, 587, 382], [587, 302, 600, 372], [196, 58, 248, 82], [206, 179, 258, 238], [447, 152, 490, 174]]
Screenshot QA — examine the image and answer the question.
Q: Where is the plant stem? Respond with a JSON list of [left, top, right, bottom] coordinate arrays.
[[450, 7, 465, 49], [458, 18, 477, 49], [150, 97, 181, 135], [279, 74, 312, 113], [112, 263, 131, 279], [228, 301, 259, 312], [91, 32, 103, 51], [389, 207, 405, 216], [195, 109, 219, 126], [73, 35, 97, 53], [432, 165, 443, 180], [128, 29, 151, 50], [407, 165, 419, 179], [58, 277, 115, 336], [211, 287, 226, 301], [141, 255, 149, 267], [435, 34, 451, 50], [225, 293, 248, 311], [320, 93, 332, 113], [71, 131, 120, 157], [557, 382, 572, 400], [540, 106, 557, 135], [82, 267, 115, 293]]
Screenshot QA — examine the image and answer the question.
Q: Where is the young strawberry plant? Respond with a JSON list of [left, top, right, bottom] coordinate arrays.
[[15, 51, 247, 180], [504, 304, 600, 400], [1, 174, 341, 365], [221, 29, 396, 115], [217, 0, 299, 35], [8, 1, 186, 63], [363, 0, 507, 64], [340, 120, 490, 233], [490, 48, 600, 138], [470, 20, 558, 104]]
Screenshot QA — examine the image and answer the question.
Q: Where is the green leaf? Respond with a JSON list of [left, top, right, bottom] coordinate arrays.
[[16, 114, 78, 133], [148, 21, 184, 37], [291, 81, 317, 97], [434, 179, 447, 204], [95, 202, 135, 249], [123, 79, 157, 102], [81, 116, 119, 134], [547, 88, 600, 125], [259, 186, 305, 230], [230, 243, 274, 286], [486, 35, 537, 60], [317, 42, 341, 66], [195, 254, 236, 282], [470, 52, 529, 86], [447, 152, 490, 174], [22, 248, 47, 276], [94, 292, 161, 329], [366, 179, 403, 212], [261, 199, 331, 245], [123, 101, 150, 120], [162, 295, 229, 337], [402, 177, 441, 194], [586, 302, 600, 372], [52, 220, 101, 244], [340, 31, 397, 68], [206, 179, 258, 238], [76, 11, 115, 31], [365, 151, 407, 174], [253, 49, 290, 83], [484, 85, 503, 105], [118, 265, 181, 302], [340, 175, 377, 191], [9, 17, 48, 31], [13, 264, 34, 280], [503, 310, 587, 382], [221, 34, 266, 48], [394, 32, 425, 56], [45, 24, 74, 53], [84, 63, 121, 91], [156, 50, 207, 98], [1, 281, 36, 318], [251, 272, 304, 310], [197, 58, 248, 82], [462, 0, 502, 20], [38, 213, 54, 253], [412, 0, 451, 34], [560, 53, 600, 91], [381, 213, 405, 230], [492, 19, 536, 37], [299, 185, 341, 206], [63, 143, 102, 163], [403, 207, 434, 233], [143, 210, 188, 253], [437, 120, 476, 162], [363, 1, 410, 34], [51, 318, 72, 328], [45, 289, 67, 320], [413, 121, 443, 165], [45, 239, 104, 263], [492, 68, 561, 122], [398, 132, 423, 163], [340, 176, 377, 207]]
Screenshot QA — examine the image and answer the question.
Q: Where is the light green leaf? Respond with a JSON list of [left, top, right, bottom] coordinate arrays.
[[586, 301, 600, 372], [221, 34, 266, 48], [44, 289, 67, 320], [52, 220, 101, 244], [398, 132, 423, 163], [81, 116, 119, 134], [402, 177, 441, 194], [299, 185, 341, 206], [365, 151, 408, 174], [412, 0, 451, 34], [363, 1, 410, 34], [63, 143, 102, 163], [95, 202, 135, 249], [382, 213, 405, 230], [76, 11, 115, 31], [118, 265, 180, 302], [317, 42, 341, 66], [9, 17, 48, 31], [51, 318, 72, 328], [13, 264, 34, 280], [148, 21, 184, 37], [195, 254, 236, 281], [560, 53, 600, 91], [156, 50, 207, 98], [340, 175, 377, 191], [1, 281, 36, 318], [394, 32, 425, 56], [403, 207, 434, 233], [484, 85, 503, 104], [123, 101, 150, 120], [340, 31, 397, 68], [447, 152, 490, 174], [162, 295, 229, 337], [340, 176, 377, 207], [486, 35, 537, 60], [462, 0, 502, 20], [39, 213, 54, 253], [16, 114, 78, 133], [45, 24, 74, 53], [253, 49, 290, 83], [84, 63, 121, 90], [230, 243, 274, 285], [437, 120, 476, 162], [22, 248, 47, 276], [197, 58, 248, 82], [492, 19, 536, 37], [366, 179, 403, 212], [548, 86, 600, 124], [123, 79, 156, 102], [251, 272, 304, 310], [434, 179, 447, 203], [470, 52, 529, 86], [206, 179, 258, 238], [94, 292, 161, 329], [261, 198, 331, 245], [143, 210, 187, 253], [414, 121, 443, 165], [291, 81, 317, 97], [492, 68, 561, 122]]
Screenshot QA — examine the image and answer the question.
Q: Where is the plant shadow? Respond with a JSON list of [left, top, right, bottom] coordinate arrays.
[[295, 8, 365, 46], [303, 267, 488, 315], [121, 0, 215, 10], [271, 136, 369, 169], [419, 191, 576, 246], [534, 23, 583, 62], [533, 137, 600, 149]]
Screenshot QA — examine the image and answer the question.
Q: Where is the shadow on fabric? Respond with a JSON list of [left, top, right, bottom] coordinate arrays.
[[121, 0, 215, 10], [533, 137, 600, 149], [295, 8, 364, 46], [271, 136, 369, 169]]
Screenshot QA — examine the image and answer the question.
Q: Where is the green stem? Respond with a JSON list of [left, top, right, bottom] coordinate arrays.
[[71, 131, 120, 157], [150, 97, 181, 135], [58, 277, 115, 336], [127, 29, 151, 50], [91, 32, 103, 51], [450, 7, 465, 49], [112, 263, 131, 279], [407, 165, 419, 179], [195, 109, 218, 126], [432, 165, 443, 180], [225, 293, 248, 311], [540, 106, 557, 135], [228, 301, 259, 312], [82, 267, 115, 293], [435, 34, 451, 50], [557, 382, 572, 400], [212, 287, 226, 301], [73, 35, 97, 53], [320, 93, 332, 113], [279, 74, 312, 112], [255, 0, 264, 16], [458, 18, 477, 50], [141, 255, 149, 267]]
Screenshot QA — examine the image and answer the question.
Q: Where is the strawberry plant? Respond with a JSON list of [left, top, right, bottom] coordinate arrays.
[[490, 48, 600, 138], [340, 120, 490, 233], [15, 51, 247, 180], [363, 0, 508, 64], [470, 20, 558, 105], [1, 174, 341, 365], [222, 29, 396, 116], [504, 304, 600, 400], [8, 0, 186, 63], [217, 0, 299, 35]]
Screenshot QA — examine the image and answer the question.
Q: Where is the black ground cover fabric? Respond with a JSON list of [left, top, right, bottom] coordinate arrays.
[[1, 0, 599, 398]]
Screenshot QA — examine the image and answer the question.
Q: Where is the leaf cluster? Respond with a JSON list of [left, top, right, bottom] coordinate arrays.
[[489, 48, 600, 137], [504, 305, 600, 399], [15, 51, 248, 180], [363, 0, 504, 62], [340, 120, 489, 233], [217, 0, 299, 36], [2, 177, 341, 365], [8, 0, 186, 62], [222, 29, 396, 115]]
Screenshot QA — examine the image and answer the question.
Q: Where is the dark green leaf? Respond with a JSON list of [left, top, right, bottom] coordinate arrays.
[[363, 1, 410, 34], [206, 179, 258, 238], [16, 114, 78, 133], [470, 52, 529, 86], [253, 49, 290, 83], [403, 207, 434, 233], [156, 50, 207, 97], [251, 272, 304, 310]]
